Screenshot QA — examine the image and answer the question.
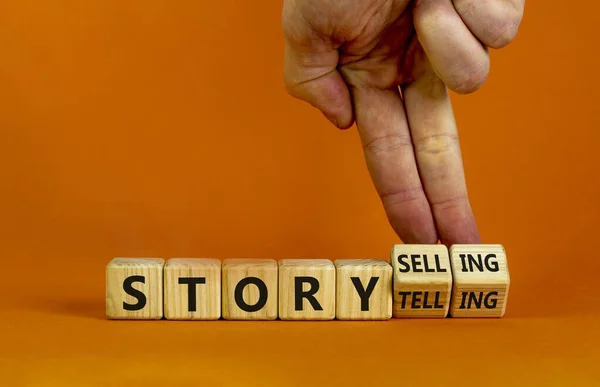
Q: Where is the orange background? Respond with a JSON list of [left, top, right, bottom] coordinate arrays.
[[1, 1, 599, 386]]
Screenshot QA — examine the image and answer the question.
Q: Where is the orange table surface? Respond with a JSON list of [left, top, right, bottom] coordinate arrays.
[[1, 252, 599, 386]]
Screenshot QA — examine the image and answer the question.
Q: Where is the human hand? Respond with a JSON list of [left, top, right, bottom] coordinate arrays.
[[282, 0, 524, 245]]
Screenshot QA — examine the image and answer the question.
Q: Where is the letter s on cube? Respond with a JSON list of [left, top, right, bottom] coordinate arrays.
[[106, 258, 165, 319]]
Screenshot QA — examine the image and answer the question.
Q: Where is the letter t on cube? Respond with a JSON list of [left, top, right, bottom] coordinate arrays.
[[164, 258, 221, 320]]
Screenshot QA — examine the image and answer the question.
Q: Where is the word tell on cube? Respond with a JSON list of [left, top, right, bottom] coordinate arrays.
[[391, 245, 452, 318]]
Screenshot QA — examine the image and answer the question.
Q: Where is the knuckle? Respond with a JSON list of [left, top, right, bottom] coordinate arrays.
[[431, 194, 469, 211], [362, 134, 412, 155], [454, 0, 523, 48], [414, 133, 459, 156], [487, 14, 522, 48], [380, 187, 425, 209], [450, 59, 489, 94], [453, 0, 478, 20]]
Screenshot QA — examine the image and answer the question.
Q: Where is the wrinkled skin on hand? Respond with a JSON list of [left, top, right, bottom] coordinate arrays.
[[283, 0, 524, 245]]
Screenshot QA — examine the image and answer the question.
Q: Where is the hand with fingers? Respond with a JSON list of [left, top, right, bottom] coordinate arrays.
[[283, 0, 524, 246]]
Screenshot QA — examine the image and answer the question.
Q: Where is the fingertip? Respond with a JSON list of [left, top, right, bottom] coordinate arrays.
[[440, 228, 481, 248], [485, 21, 520, 49], [385, 196, 439, 245], [286, 69, 354, 130], [323, 111, 354, 129], [319, 73, 354, 129], [435, 204, 482, 246], [446, 57, 490, 94]]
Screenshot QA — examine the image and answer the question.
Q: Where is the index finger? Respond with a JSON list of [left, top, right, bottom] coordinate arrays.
[[352, 86, 439, 244], [403, 45, 481, 246]]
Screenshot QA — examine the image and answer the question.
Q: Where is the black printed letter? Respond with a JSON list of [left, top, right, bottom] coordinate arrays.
[[399, 291, 411, 309], [178, 277, 206, 312], [123, 275, 146, 311], [350, 277, 379, 311], [397, 255, 410, 273], [234, 277, 268, 312], [295, 277, 322, 311]]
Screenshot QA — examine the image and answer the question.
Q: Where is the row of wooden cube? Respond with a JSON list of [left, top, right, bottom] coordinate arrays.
[[106, 244, 510, 320]]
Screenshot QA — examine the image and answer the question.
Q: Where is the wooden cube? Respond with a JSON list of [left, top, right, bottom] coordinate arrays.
[[164, 258, 221, 320], [222, 259, 278, 320], [279, 259, 335, 320], [334, 259, 392, 320], [106, 258, 165, 319], [449, 244, 510, 318], [390, 245, 452, 318]]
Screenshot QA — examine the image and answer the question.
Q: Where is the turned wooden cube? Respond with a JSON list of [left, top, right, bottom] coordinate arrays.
[[334, 259, 392, 320], [106, 258, 165, 319], [279, 259, 335, 320], [222, 259, 278, 320], [449, 244, 510, 318], [164, 258, 221, 320], [391, 245, 452, 318]]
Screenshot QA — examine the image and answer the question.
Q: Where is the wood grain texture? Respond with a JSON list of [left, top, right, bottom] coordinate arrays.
[[279, 259, 335, 320], [449, 244, 510, 318], [222, 259, 278, 320], [106, 258, 164, 319], [164, 258, 221, 320], [334, 259, 392, 320], [390, 245, 452, 318]]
